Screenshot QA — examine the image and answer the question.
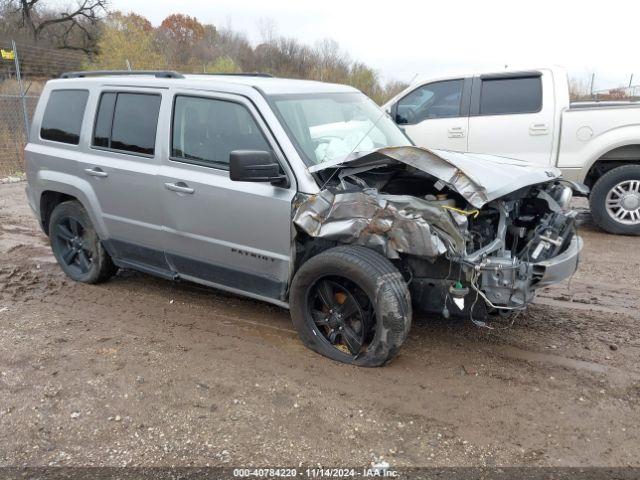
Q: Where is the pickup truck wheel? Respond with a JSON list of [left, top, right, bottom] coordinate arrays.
[[289, 246, 411, 367], [590, 165, 640, 235], [49, 201, 117, 283]]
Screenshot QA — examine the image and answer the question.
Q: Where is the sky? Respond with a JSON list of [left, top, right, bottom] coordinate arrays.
[[109, 0, 640, 90]]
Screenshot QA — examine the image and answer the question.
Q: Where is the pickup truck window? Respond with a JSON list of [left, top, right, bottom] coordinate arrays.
[[270, 92, 410, 166], [479, 76, 542, 115], [396, 80, 464, 124], [92, 92, 161, 156], [40, 89, 89, 145], [171, 95, 271, 169]]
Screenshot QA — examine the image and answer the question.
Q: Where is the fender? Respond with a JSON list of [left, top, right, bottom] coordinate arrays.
[[559, 123, 640, 182], [35, 169, 110, 240]]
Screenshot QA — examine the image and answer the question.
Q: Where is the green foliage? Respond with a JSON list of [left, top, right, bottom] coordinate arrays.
[[204, 56, 240, 74], [88, 12, 164, 70]]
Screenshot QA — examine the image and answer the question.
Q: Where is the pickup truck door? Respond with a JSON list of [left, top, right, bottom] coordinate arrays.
[[466, 72, 555, 166], [391, 78, 471, 152], [159, 91, 296, 303]]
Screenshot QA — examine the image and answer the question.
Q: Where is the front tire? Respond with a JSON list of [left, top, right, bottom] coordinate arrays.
[[49, 201, 117, 283], [590, 165, 640, 235], [289, 246, 412, 367]]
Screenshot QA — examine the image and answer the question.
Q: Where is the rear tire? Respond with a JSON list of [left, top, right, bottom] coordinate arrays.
[[49, 201, 117, 284], [289, 246, 412, 367], [590, 165, 640, 235]]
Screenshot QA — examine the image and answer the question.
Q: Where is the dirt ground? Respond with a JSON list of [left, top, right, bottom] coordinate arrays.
[[0, 181, 638, 468]]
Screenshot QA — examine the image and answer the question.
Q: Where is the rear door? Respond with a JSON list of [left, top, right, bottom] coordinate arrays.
[[159, 91, 296, 302], [392, 78, 471, 152], [466, 72, 555, 166], [78, 88, 170, 274]]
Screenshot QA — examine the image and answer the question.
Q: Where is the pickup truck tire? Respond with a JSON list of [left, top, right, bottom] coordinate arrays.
[[49, 201, 118, 283], [289, 246, 411, 367], [590, 165, 640, 235]]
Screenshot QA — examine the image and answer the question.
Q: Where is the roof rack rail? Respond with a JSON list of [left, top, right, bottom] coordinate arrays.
[[201, 72, 274, 78], [60, 70, 185, 79]]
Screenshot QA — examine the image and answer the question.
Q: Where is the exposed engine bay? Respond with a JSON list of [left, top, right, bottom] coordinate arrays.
[[294, 147, 584, 324]]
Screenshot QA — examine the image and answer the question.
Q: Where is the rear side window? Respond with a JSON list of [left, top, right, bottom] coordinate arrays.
[[92, 92, 161, 155], [40, 90, 89, 144], [479, 76, 542, 115], [171, 95, 271, 169]]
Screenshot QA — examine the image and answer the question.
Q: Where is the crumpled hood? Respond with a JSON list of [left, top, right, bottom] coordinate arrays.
[[308, 146, 562, 208]]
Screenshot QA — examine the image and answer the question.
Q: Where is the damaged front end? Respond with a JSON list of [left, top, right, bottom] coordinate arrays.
[[294, 146, 584, 322]]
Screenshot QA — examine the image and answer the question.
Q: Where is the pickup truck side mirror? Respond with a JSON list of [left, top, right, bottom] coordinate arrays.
[[229, 150, 288, 187], [395, 113, 408, 125], [390, 103, 409, 125]]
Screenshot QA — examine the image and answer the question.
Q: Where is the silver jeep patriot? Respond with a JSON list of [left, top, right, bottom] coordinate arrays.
[[25, 70, 584, 366]]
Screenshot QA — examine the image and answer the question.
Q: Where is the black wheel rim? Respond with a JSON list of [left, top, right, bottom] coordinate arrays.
[[306, 276, 374, 357], [53, 216, 94, 276]]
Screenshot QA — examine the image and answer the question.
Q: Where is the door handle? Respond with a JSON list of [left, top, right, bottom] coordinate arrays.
[[84, 167, 108, 178], [447, 127, 466, 138], [529, 123, 549, 136], [164, 181, 195, 194]]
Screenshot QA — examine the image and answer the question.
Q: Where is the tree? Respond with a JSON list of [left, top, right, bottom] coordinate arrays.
[[204, 55, 240, 74], [159, 13, 204, 47], [348, 63, 380, 101], [158, 13, 206, 67], [88, 11, 163, 70], [6, 0, 108, 54], [568, 76, 591, 101], [379, 80, 409, 104], [110, 11, 152, 32]]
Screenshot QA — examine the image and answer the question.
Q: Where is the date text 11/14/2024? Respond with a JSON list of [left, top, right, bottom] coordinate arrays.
[[232, 465, 398, 478]]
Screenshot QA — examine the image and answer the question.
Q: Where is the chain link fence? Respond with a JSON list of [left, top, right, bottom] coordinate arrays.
[[0, 40, 85, 178]]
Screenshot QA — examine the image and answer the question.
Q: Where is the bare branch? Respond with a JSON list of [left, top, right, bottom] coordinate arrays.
[[8, 0, 107, 53], [35, 0, 107, 34]]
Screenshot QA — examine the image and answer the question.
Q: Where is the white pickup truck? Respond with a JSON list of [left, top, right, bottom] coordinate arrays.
[[383, 66, 640, 235]]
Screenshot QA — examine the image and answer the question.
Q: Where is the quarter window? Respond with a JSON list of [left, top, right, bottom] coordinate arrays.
[[92, 92, 161, 155], [40, 90, 89, 144], [396, 80, 464, 124], [171, 96, 271, 169], [479, 76, 542, 115]]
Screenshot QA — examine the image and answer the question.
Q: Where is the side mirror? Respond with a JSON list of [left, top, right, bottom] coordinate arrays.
[[390, 103, 407, 125], [229, 150, 288, 187]]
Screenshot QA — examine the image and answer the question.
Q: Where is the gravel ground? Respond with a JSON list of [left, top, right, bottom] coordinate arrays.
[[0, 182, 638, 468]]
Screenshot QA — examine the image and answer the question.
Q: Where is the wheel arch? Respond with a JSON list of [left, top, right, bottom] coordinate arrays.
[[36, 171, 108, 239], [583, 144, 640, 189], [40, 191, 76, 235]]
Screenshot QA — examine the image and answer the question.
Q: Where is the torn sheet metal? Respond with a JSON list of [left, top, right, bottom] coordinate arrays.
[[308, 146, 562, 209], [293, 188, 466, 260]]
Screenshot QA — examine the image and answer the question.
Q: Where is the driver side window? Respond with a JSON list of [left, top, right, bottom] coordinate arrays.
[[396, 79, 464, 124], [171, 95, 272, 170]]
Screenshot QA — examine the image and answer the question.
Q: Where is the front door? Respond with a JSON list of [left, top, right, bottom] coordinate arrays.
[[393, 79, 470, 152], [160, 92, 296, 302]]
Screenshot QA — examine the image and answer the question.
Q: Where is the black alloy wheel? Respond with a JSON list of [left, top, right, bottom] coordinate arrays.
[[48, 201, 117, 283], [52, 215, 94, 276], [307, 277, 374, 357]]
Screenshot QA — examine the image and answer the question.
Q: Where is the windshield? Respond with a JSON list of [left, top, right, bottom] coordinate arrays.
[[269, 92, 411, 166]]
